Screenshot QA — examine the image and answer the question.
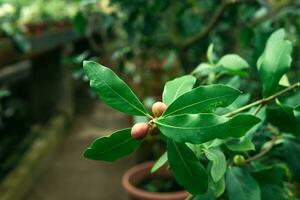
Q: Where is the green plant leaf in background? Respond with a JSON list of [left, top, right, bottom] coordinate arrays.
[[83, 128, 141, 162], [294, 104, 300, 121], [0, 90, 10, 98], [267, 100, 300, 136], [257, 29, 292, 97], [207, 44, 216, 64], [283, 139, 300, 181], [260, 184, 290, 200], [162, 84, 241, 117], [226, 167, 261, 200], [156, 113, 260, 144], [193, 190, 215, 200], [73, 11, 87, 35], [210, 176, 225, 198], [150, 151, 167, 173], [204, 148, 227, 182], [83, 61, 148, 116], [167, 140, 208, 194], [191, 63, 213, 78], [252, 165, 286, 186], [162, 75, 196, 106], [217, 54, 249, 73], [225, 138, 255, 152], [252, 166, 289, 200]]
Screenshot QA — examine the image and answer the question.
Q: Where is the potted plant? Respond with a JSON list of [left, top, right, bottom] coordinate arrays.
[[122, 161, 188, 200], [83, 29, 300, 200]]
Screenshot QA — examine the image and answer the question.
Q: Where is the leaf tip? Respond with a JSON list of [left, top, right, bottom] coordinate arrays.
[[150, 167, 155, 174], [83, 147, 92, 159], [83, 60, 91, 67]]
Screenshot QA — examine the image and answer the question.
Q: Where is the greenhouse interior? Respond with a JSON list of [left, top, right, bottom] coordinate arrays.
[[0, 0, 300, 200]]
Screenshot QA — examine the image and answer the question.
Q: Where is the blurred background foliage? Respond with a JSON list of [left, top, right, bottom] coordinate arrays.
[[74, 0, 300, 95], [1, 0, 300, 78]]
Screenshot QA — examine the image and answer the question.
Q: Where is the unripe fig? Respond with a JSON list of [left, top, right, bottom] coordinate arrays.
[[152, 101, 167, 117], [131, 122, 149, 139], [233, 155, 246, 166]]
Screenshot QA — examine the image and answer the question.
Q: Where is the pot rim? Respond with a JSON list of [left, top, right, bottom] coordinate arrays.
[[122, 161, 188, 200]]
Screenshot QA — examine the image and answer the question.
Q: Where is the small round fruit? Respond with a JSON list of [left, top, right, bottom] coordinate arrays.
[[152, 101, 167, 117], [233, 155, 246, 166], [131, 122, 149, 139]]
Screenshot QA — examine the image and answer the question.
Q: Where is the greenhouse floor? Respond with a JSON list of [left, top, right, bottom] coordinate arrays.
[[25, 102, 134, 200]]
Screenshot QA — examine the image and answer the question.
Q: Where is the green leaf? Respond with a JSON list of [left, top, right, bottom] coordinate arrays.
[[83, 128, 141, 162], [0, 90, 10, 98], [158, 113, 228, 144], [252, 165, 286, 186], [151, 152, 168, 173], [204, 148, 226, 182], [279, 74, 290, 87], [162, 75, 196, 106], [257, 29, 292, 97], [217, 54, 249, 72], [156, 113, 260, 144], [226, 167, 261, 200], [207, 44, 215, 64], [294, 104, 300, 121], [83, 61, 147, 116], [260, 184, 290, 200], [252, 166, 289, 199], [283, 139, 300, 181], [167, 140, 208, 194], [225, 139, 255, 152], [209, 175, 225, 197], [241, 107, 266, 140], [267, 101, 300, 136], [163, 84, 241, 117], [217, 94, 250, 115], [227, 114, 261, 138], [193, 190, 215, 200], [73, 11, 87, 35], [191, 63, 213, 78]]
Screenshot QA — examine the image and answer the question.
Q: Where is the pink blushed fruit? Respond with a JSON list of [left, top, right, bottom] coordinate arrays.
[[131, 122, 149, 139]]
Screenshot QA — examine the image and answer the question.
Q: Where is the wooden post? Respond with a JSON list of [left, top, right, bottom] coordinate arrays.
[[30, 47, 73, 123]]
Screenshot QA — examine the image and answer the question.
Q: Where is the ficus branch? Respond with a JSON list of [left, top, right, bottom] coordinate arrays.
[[252, 103, 264, 116], [248, 2, 296, 27], [224, 82, 300, 117], [180, 0, 228, 50], [245, 137, 277, 163]]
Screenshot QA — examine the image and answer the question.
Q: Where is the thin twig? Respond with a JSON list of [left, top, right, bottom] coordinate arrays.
[[181, 0, 232, 49], [224, 82, 300, 117], [248, 3, 296, 27], [252, 103, 264, 116], [245, 137, 277, 163], [185, 194, 194, 200]]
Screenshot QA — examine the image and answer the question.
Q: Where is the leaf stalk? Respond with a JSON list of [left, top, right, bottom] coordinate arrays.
[[224, 82, 300, 117]]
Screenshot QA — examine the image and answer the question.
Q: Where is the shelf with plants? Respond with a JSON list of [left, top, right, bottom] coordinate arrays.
[[0, 0, 87, 67], [0, 28, 84, 68]]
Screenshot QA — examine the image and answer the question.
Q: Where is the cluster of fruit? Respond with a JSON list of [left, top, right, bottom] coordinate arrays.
[[131, 102, 166, 139]]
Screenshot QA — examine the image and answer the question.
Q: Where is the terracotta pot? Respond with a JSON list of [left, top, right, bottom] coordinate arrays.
[[122, 161, 188, 200]]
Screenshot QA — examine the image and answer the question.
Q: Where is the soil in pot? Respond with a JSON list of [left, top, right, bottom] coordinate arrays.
[[137, 176, 184, 193]]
